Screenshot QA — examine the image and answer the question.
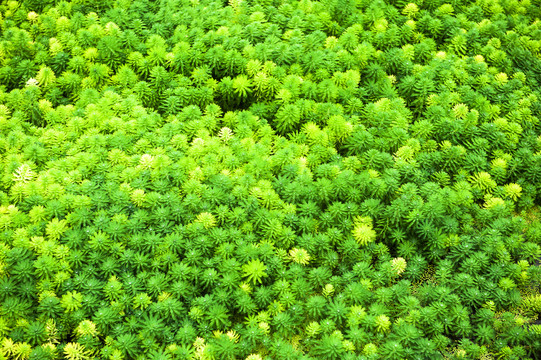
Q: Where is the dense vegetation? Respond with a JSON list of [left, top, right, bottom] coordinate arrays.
[[0, 0, 541, 358]]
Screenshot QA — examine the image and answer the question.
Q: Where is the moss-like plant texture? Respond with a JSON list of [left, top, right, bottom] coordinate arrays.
[[0, 0, 541, 358]]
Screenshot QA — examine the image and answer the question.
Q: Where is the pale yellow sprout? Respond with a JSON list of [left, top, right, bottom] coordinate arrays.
[[391, 257, 407, 276], [56, 16, 71, 32], [157, 292, 172, 302], [360, 280, 373, 290], [455, 349, 467, 358], [514, 316, 527, 327], [13, 342, 32, 360], [165, 52, 175, 66], [239, 282, 252, 294], [375, 314, 391, 333], [394, 145, 415, 161], [305, 322, 321, 337], [83, 47, 98, 61], [227, 330, 240, 342], [104, 21, 120, 35], [46, 218, 68, 241], [492, 118, 509, 131], [495, 72, 508, 85], [38, 99, 53, 114], [45, 319, 59, 344], [373, 18, 388, 32], [325, 36, 338, 49], [343, 339, 355, 352], [26, 78, 39, 87], [470, 172, 496, 192], [2, 337, 15, 356], [61, 291, 83, 312], [474, 55, 485, 63], [130, 189, 146, 207], [189, 166, 205, 181], [246, 355, 263, 360], [484, 197, 505, 209], [298, 156, 308, 168], [289, 248, 310, 265], [13, 164, 35, 183], [216, 26, 230, 36], [42, 343, 57, 355], [435, 51, 447, 60], [482, 300, 496, 311], [518, 260, 529, 271], [133, 293, 152, 310], [402, 3, 419, 18], [504, 183, 522, 201], [193, 337, 206, 350], [108, 349, 123, 360], [138, 154, 155, 170], [49, 38, 63, 56], [363, 343, 378, 355], [249, 11, 266, 22], [0, 105, 10, 117], [405, 19, 416, 29], [453, 103, 469, 119], [0, 261, 6, 277], [218, 127, 234, 142], [368, 169, 380, 178], [347, 305, 367, 326], [438, 3, 454, 14], [258, 322, 270, 334], [491, 157, 507, 169], [256, 311, 270, 323], [27, 11, 39, 21], [331, 330, 343, 340], [510, 65, 526, 80], [63, 342, 90, 360], [75, 320, 98, 338], [229, 0, 243, 12], [323, 284, 335, 297], [195, 212, 217, 229], [352, 216, 377, 246]]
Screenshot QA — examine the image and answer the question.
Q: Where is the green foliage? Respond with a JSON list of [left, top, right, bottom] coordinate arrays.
[[0, 0, 540, 358]]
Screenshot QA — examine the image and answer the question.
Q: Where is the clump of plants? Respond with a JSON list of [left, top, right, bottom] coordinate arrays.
[[0, 0, 540, 358]]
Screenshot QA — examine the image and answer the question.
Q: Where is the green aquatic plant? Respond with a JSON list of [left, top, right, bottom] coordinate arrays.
[[0, 0, 540, 358]]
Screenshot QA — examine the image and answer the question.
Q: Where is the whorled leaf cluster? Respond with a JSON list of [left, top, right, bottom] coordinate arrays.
[[0, 0, 540, 359]]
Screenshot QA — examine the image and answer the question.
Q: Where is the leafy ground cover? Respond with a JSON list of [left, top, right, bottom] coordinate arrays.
[[0, 0, 541, 358]]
